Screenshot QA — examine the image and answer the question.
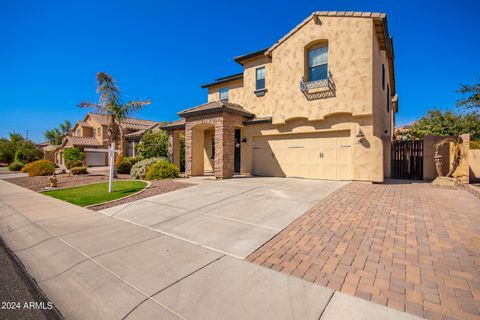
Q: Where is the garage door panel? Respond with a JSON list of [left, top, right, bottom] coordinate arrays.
[[86, 152, 105, 166], [252, 131, 352, 180]]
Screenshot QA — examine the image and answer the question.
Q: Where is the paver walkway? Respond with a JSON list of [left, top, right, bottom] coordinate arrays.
[[248, 181, 480, 320], [0, 179, 420, 320]]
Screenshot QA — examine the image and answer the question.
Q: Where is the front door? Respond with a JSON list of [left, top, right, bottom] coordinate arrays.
[[234, 129, 241, 173]]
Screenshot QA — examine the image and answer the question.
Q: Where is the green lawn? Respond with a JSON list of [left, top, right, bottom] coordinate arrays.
[[42, 181, 147, 207]]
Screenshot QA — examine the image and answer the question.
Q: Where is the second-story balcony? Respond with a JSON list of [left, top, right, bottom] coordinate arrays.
[[300, 72, 336, 100]]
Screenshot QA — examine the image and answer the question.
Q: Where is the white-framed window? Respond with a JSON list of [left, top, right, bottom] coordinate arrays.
[[308, 46, 328, 81], [92, 128, 96, 136], [76, 129, 80, 136], [219, 87, 229, 101], [256, 67, 266, 90]]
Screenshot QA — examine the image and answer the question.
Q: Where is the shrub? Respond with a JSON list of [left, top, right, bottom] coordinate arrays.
[[144, 160, 179, 180], [130, 157, 167, 179], [116, 158, 133, 174], [70, 166, 88, 175], [65, 159, 84, 169], [21, 160, 55, 177], [136, 130, 169, 159], [63, 148, 85, 163], [14, 142, 43, 163], [124, 157, 139, 165], [8, 162, 24, 171]]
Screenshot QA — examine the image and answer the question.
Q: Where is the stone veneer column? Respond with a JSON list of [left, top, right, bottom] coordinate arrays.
[[167, 131, 181, 168], [184, 122, 193, 176], [214, 112, 243, 179]]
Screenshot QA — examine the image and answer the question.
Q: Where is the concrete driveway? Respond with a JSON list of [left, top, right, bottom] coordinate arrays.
[[0, 178, 421, 320], [100, 177, 347, 258]]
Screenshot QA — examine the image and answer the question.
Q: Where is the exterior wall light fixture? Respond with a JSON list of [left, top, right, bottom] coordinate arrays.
[[355, 128, 365, 143]]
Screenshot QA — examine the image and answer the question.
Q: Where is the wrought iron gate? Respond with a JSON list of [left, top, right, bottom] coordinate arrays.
[[391, 140, 423, 180]]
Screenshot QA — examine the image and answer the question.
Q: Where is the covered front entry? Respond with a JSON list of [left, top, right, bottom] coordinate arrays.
[[165, 100, 253, 179], [252, 131, 352, 180]]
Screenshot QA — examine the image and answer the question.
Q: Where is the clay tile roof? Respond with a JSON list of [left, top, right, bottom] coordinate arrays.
[[88, 113, 158, 129], [177, 101, 254, 118], [66, 136, 104, 147], [76, 121, 92, 127], [124, 123, 162, 138], [160, 119, 186, 130]]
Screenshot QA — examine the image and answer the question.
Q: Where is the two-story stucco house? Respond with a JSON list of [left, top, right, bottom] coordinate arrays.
[[55, 113, 159, 166], [163, 11, 398, 182]]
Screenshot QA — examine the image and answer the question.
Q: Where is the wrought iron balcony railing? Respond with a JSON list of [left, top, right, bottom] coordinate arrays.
[[300, 73, 335, 93]]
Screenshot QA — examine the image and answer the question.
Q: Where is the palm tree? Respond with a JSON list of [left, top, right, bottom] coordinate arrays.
[[79, 72, 151, 157], [44, 120, 71, 145]]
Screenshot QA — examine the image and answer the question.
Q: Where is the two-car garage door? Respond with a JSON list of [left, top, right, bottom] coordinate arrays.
[[85, 152, 106, 166], [252, 131, 352, 180]]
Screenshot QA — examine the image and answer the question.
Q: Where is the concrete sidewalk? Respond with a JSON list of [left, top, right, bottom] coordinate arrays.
[[0, 179, 421, 320]]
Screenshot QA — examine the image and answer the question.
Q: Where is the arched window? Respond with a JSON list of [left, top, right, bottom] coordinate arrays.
[[307, 45, 328, 81]]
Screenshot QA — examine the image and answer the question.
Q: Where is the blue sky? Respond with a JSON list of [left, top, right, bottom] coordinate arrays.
[[0, 0, 478, 142]]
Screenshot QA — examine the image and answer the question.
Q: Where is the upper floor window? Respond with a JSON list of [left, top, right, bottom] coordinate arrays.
[[308, 45, 328, 81], [256, 67, 266, 90], [76, 129, 80, 136], [219, 87, 229, 101], [97, 128, 101, 136], [92, 128, 96, 136], [382, 64, 385, 90]]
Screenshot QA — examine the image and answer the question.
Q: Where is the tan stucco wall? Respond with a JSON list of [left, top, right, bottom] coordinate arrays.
[[268, 17, 374, 123], [372, 31, 393, 138], [239, 115, 383, 182], [241, 56, 273, 117], [203, 129, 214, 171], [207, 80, 244, 103], [470, 149, 480, 182]]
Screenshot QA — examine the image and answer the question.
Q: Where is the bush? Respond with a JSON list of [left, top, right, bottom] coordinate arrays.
[[144, 160, 179, 180], [116, 158, 133, 174], [14, 142, 43, 163], [136, 130, 169, 159], [116, 157, 140, 174], [124, 157, 139, 165], [65, 159, 84, 169], [8, 162, 24, 171], [70, 166, 88, 175], [21, 160, 55, 177], [63, 148, 85, 163], [130, 157, 167, 179]]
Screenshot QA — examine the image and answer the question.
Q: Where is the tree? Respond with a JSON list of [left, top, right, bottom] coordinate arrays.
[[0, 133, 42, 163], [44, 120, 72, 145], [136, 130, 169, 159], [79, 72, 152, 158], [456, 79, 480, 111], [408, 109, 480, 140]]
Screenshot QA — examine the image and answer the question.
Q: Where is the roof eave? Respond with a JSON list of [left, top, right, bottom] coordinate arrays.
[[200, 74, 244, 89]]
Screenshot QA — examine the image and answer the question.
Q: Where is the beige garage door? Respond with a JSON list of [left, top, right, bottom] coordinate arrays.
[[252, 131, 352, 180]]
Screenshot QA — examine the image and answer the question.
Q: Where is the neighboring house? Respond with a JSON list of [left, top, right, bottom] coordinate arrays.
[[55, 113, 159, 166], [162, 11, 398, 182]]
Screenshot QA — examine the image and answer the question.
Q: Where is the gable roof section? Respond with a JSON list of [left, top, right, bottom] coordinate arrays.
[[233, 48, 269, 65], [85, 113, 159, 130], [200, 73, 244, 89], [266, 11, 388, 55], [178, 100, 254, 118], [61, 136, 104, 148]]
